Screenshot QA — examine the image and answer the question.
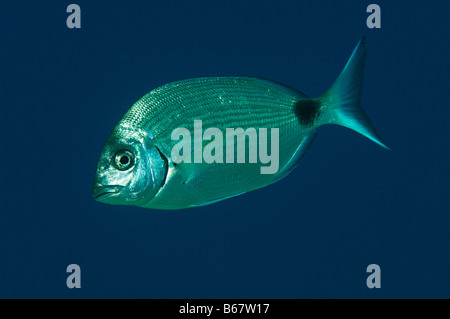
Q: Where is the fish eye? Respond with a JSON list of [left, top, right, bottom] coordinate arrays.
[[112, 150, 135, 171]]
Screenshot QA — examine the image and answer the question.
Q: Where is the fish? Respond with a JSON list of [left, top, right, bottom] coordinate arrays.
[[92, 37, 388, 210]]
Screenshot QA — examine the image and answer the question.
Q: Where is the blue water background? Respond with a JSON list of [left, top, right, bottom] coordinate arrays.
[[1, 1, 449, 298]]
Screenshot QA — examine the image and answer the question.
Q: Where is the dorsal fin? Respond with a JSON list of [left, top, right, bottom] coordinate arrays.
[[246, 77, 309, 100]]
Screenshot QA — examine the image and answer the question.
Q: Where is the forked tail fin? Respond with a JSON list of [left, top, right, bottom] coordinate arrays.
[[320, 37, 389, 149]]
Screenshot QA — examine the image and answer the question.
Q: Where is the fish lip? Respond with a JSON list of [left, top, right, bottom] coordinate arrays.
[[94, 191, 115, 199], [92, 186, 122, 200]]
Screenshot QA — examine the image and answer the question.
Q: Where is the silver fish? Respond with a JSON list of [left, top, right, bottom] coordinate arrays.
[[92, 37, 388, 210]]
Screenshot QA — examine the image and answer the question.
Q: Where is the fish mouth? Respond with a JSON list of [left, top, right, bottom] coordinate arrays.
[[92, 185, 123, 201], [94, 191, 115, 200]]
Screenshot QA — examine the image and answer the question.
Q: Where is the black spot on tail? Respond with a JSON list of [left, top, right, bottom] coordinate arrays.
[[293, 99, 321, 127]]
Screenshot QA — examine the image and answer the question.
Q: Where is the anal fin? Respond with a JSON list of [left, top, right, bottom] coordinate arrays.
[[278, 130, 318, 178]]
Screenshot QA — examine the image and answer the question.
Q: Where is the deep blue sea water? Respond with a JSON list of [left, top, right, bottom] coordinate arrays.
[[1, 1, 449, 298]]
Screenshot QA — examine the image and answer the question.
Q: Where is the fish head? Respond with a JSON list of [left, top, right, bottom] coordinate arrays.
[[92, 126, 167, 206]]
